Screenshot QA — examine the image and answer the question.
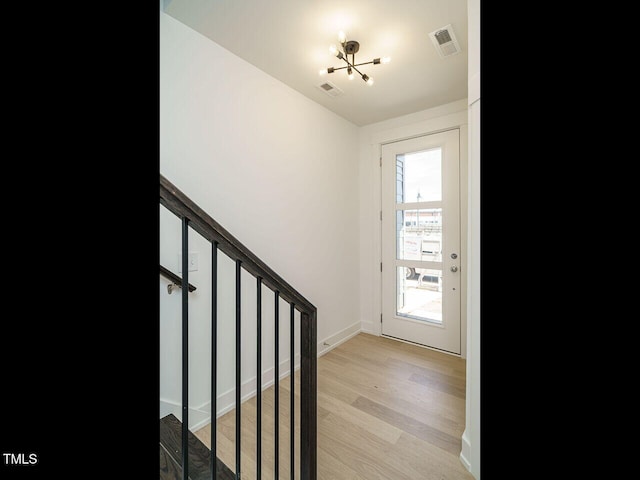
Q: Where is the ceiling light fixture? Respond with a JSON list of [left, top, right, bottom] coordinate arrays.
[[319, 31, 390, 86]]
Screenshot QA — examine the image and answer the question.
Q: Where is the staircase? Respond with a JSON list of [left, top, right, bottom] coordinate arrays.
[[159, 414, 234, 480], [159, 174, 317, 480]]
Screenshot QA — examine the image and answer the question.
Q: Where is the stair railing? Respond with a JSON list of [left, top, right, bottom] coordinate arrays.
[[160, 174, 317, 480]]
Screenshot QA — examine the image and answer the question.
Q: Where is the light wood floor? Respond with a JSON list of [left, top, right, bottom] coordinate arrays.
[[194, 333, 474, 480]]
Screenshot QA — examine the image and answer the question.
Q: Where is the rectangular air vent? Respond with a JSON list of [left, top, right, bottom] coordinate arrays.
[[429, 24, 461, 58], [316, 81, 344, 97]]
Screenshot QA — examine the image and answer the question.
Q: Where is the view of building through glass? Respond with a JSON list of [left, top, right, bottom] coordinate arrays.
[[395, 148, 443, 323]]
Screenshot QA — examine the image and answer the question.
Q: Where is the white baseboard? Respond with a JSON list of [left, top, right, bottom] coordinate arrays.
[[460, 430, 472, 472], [318, 321, 361, 357], [160, 398, 212, 431], [160, 321, 363, 431], [160, 355, 301, 431]]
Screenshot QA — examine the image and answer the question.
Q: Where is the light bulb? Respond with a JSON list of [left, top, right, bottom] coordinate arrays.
[[338, 31, 346, 43], [366, 76, 374, 86], [319, 68, 328, 75], [329, 44, 337, 55], [381, 56, 391, 64], [348, 67, 354, 80]]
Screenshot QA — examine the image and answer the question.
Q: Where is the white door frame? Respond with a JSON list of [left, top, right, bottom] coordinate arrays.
[[367, 108, 468, 356], [381, 129, 461, 353]]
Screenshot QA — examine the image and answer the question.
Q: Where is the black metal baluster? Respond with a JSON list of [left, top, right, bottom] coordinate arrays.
[[211, 242, 218, 480], [181, 217, 189, 480], [300, 310, 317, 480], [290, 303, 295, 480], [235, 260, 242, 479], [256, 277, 262, 480], [274, 291, 280, 480]]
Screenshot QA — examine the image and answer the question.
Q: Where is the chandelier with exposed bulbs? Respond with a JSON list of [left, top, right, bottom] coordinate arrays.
[[318, 31, 390, 86]]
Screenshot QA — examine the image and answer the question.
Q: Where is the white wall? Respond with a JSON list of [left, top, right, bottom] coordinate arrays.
[[460, 0, 480, 477], [357, 99, 469, 349], [160, 11, 360, 429]]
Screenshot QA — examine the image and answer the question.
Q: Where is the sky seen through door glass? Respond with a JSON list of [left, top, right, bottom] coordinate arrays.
[[402, 148, 441, 203]]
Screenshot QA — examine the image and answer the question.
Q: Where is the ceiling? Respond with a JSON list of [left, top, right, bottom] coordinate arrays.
[[163, 0, 468, 126]]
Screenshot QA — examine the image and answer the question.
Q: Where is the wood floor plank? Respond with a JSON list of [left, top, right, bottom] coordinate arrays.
[[321, 346, 464, 407], [385, 356, 467, 388], [318, 413, 416, 480], [319, 352, 466, 428], [408, 372, 466, 398], [393, 432, 475, 480], [194, 333, 474, 480], [329, 343, 466, 399], [351, 395, 462, 455], [318, 390, 404, 444], [322, 407, 473, 480], [317, 370, 361, 405], [352, 333, 466, 377], [317, 445, 369, 480], [352, 333, 467, 376], [386, 357, 466, 387], [326, 345, 390, 373]]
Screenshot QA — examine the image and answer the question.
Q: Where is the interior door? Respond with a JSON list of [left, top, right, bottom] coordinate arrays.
[[381, 129, 461, 354]]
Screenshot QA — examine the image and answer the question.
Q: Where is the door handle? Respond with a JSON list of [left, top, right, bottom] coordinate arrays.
[[450, 266, 458, 272]]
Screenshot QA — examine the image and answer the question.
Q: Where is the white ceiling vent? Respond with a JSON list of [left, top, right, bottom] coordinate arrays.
[[316, 81, 344, 97], [429, 24, 461, 58]]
